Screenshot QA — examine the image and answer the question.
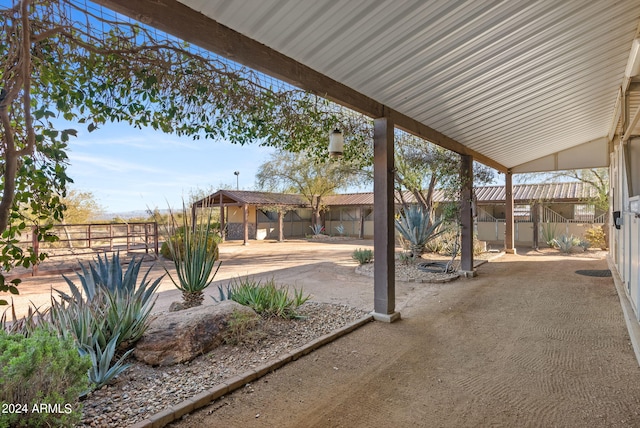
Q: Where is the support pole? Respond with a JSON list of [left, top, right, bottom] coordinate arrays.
[[372, 116, 400, 323], [243, 203, 249, 245], [460, 155, 475, 276], [532, 202, 540, 249], [219, 196, 225, 242], [505, 170, 516, 254], [278, 211, 284, 242]]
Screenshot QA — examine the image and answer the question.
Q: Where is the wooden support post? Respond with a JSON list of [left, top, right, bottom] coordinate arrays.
[[372, 116, 400, 322], [359, 207, 365, 239], [505, 170, 516, 254], [243, 204, 249, 245], [219, 196, 225, 242], [532, 202, 540, 249], [460, 155, 475, 275], [278, 211, 284, 242]]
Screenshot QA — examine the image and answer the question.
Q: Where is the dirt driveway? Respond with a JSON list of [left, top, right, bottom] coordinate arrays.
[[6, 240, 640, 427], [169, 249, 640, 428]]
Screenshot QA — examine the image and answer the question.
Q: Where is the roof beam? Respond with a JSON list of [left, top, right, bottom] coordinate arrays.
[[94, 0, 507, 173]]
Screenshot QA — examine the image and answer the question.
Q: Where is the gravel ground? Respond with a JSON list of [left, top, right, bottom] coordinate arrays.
[[78, 302, 368, 427]]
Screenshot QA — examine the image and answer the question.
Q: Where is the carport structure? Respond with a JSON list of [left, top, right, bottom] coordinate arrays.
[[97, 0, 640, 323]]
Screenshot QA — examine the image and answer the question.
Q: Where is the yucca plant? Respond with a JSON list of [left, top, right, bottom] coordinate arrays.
[[541, 221, 558, 248], [163, 205, 221, 308], [394, 205, 446, 258], [1, 300, 49, 336]]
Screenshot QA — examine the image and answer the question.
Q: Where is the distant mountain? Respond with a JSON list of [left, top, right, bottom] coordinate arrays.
[[95, 209, 170, 221]]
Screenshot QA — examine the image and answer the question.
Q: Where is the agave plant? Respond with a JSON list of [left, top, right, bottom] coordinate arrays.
[[163, 205, 221, 308], [394, 205, 445, 258], [49, 253, 162, 389], [552, 234, 580, 253]]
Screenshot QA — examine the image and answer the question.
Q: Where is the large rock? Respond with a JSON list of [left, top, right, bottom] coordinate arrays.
[[134, 301, 257, 366]]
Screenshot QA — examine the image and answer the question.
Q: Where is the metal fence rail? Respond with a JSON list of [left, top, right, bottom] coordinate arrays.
[[15, 222, 159, 277]]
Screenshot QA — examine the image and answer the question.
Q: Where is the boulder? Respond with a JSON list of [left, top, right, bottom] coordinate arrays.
[[134, 300, 257, 366]]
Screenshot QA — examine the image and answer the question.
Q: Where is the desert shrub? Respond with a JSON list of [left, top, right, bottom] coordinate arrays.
[[352, 248, 373, 264], [552, 234, 581, 253], [0, 328, 90, 427], [223, 310, 261, 345], [585, 226, 607, 250], [49, 253, 162, 389], [227, 277, 310, 319], [423, 226, 484, 256], [578, 238, 591, 251], [161, 228, 221, 261], [394, 205, 445, 257], [334, 223, 345, 236]]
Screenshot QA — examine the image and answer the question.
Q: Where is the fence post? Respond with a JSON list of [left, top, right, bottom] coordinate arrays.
[[154, 222, 159, 257], [87, 224, 91, 249], [144, 223, 149, 254], [126, 223, 131, 251], [109, 224, 113, 251]]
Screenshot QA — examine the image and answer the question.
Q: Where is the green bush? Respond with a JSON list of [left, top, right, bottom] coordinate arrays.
[[352, 248, 373, 265], [50, 253, 162, 389], [227, 277, 310, 319], [585, 226, 607, 250], [0, 328, 90, 428]]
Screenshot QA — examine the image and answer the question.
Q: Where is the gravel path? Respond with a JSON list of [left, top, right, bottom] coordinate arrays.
[[78, 302, 367, 427]]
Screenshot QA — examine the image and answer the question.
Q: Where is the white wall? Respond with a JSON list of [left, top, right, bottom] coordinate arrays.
[[610, 140, 640, 319]]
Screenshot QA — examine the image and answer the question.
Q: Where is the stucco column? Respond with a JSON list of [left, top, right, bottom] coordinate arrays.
[[372, 116, 400, 323], [460, 155, 475, 276], [505, 170, 516, 254], [278, 210, 284, 242]]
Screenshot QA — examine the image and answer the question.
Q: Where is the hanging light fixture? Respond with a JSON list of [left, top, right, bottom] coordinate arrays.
[[328, 129, 344, 158]]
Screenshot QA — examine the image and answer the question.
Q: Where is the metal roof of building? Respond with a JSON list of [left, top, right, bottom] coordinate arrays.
[[199, 183, 597, 208], [194, 190, 308, 207]]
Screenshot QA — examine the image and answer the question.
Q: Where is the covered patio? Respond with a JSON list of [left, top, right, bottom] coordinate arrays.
[[97, 1, 640, 325]]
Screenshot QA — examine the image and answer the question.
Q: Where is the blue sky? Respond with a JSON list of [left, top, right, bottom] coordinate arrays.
[[65, 121, 276, 214]]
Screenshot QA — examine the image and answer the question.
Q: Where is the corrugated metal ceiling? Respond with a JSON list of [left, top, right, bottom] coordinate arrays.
[[178, 0, 640, 170]]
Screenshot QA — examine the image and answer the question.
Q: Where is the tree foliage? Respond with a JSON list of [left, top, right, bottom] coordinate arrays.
[[59, 189, 104, 224], [256, 150, 369, 226], [0, 0, 369, 298], [394, 133, 495, 220], [516, 168, 609, 212]]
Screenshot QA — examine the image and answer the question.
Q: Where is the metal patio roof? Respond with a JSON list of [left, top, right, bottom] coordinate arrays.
[[99, 0, 640, 173]]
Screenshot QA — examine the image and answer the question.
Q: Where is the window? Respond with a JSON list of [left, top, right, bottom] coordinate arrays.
[[574, 204, 595, 222], [514, 205, 531, 221]]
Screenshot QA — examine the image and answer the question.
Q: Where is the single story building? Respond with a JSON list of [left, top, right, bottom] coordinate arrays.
[[194, 182, 606, 247]]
